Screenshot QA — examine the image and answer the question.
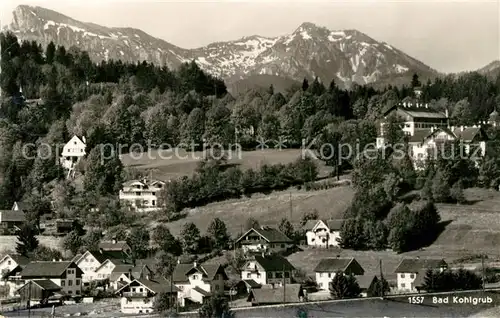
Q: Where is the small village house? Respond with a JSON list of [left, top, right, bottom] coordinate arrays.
[[19, 261, 83, 296], [304, 219, 344, 247], [17, 280, 63, 306], [235, 226, 294, 254], [94, 258, 128, 281], [119, 179, 166, 212], [60, 135, 86, 178], [116, 276, 178, 314], [356, 275, 378, 297], [314, 258, 365, 290], [172, 261, 228, 307], [247, 284, 306, 306], [0, 254, 30, 297], [109, 264, 153, 290], [98, 239, 132, 255], [394, 258, 448, 293], [74, 250, 121, 283], [0, 210, 26, 235], [240, 254, 295, 290]]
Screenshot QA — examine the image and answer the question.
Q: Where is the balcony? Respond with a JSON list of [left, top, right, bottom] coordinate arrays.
[[123, 292, 149, 298]]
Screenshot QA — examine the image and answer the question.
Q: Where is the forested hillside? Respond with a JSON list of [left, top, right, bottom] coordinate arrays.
[[1, 30, 500, 236]]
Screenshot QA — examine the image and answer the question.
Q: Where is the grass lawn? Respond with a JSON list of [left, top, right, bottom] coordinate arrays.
[[152, 185, 353, 237], [120, 148, 333, 180]]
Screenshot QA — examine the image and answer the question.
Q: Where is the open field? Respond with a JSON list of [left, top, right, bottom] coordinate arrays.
[[121, 148, 333, 180], [0, 236, 62, 254], [153, 185, 353, 237]]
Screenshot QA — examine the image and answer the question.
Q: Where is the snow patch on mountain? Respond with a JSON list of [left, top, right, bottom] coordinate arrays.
[[300, 31, 312, 40]]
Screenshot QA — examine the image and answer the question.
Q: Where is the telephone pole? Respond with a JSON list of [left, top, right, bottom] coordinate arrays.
[[379, 259, 385, 299], [289, 192, 292, 220], [27, 280, 32, 317], [481, 253, 486, 291], [283, 264, 286, 305]]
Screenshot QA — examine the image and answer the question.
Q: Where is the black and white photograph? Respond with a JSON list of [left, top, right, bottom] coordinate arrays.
[[0, 0, 499, 316]]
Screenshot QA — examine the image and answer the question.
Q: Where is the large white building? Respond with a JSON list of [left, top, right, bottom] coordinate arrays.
[[119, 179, 166, 212], [60, 135, 86, 171], [376, 102, 490, 169]]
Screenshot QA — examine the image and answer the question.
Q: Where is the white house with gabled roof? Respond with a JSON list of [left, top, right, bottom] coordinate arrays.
[[60, 135, 86, 172], [304, 219, 344, 247]]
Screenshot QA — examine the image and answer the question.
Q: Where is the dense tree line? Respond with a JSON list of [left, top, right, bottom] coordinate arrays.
[[158, 157, 318, 214]]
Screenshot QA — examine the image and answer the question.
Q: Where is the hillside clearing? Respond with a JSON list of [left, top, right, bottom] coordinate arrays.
[[120, 148, 333, 180], [154, 185, 353, 237]]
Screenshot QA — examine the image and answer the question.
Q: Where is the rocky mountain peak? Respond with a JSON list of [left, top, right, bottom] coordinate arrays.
[[6, 5, 438, 88]]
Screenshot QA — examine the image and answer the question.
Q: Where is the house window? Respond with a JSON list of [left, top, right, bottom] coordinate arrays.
[[61, 281, 65, 286], [152, 200, 156, 206], [410, 274, 415, 279], [284, 272, 290, 278], [281, 244, 285, 248], [320, 273, 324, 278], [68, 280, 73, 286], [401, 283, 406, 288], [76, 280, 80, 286], [257, 273, 261, 278], [68, 291, 72, 294], [135, 192, 141, 196], [247, 273, 251, 278], [7, 260, 11, 265], [319, 283, 323, 288], [152, 192, 156, 196], [193, 275, 198, 280], [401, 274, 405, 278], [76, 290, 80, 295]]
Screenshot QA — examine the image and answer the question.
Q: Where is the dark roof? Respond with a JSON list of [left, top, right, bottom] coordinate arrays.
[[2, 265, 23, 279], [20, 261, 80, 278], [356, 275, 376, 290], [172, 263, 226, 283], [98, 241, 130, 252], [383, 104, 447, 118], [303, 220, 344, 231], [314, 258, 364, 274], [394, 258, 448, 273], [408, 129, 434, 143], [453, 127, 485, 142], [71, 254, 83, 263], [247, 284, 303, 304], [31, 279, 62, 291], [236, 227, 293, 244], [249, 255, 295, 272], [0, 210, 26, 223], [116, 277, 178, 295], [192, 286, 211, 297], [6, 254, 30, 266], [110, 264, 152, 282], [242, 279, 261, 288]]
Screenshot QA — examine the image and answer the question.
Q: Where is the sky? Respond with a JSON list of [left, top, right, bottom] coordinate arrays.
[[1, 0, 499, 73]]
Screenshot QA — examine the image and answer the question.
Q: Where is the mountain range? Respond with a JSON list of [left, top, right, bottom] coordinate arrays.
[[5, 5, 495, 91]]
